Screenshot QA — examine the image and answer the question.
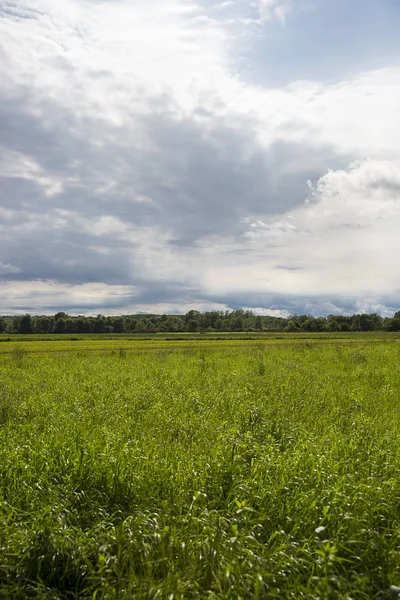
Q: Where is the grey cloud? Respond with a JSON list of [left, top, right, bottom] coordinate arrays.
[[137, 111, 349, 245], [0, 82, 351, 294], [0, 210, 135, 285], [2, 0, 400, 318], [0, 261, 21, 274], [200, 290, 400, 317], [275, 265, 303, 271], [5, 281, 400, 316], [5, 299, 132, 314], [127, 281, 201, 306], [0, 3, 41, 21], [0, 278, 198, 314]]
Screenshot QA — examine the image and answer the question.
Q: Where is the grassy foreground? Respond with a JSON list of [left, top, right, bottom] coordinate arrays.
[[1, 340, 400, 598]]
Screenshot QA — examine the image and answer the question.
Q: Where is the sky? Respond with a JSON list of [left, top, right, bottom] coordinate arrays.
[[1, 0, 400, 317]]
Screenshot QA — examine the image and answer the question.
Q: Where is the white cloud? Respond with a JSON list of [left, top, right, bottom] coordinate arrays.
[[258, 0, 292, 22], [0, 280, 134, 314], [203, 159, 400, 302], [0, 0, 230, 119], [0, 261, 21, 275], [0, 147, 63, 196], [1, 0, 400, 315]]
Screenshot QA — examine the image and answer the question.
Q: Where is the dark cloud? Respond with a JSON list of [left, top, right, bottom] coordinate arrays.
[[0, 83, 349, 294], [199, 290, 400, 317], [1, 0, 399, 316]]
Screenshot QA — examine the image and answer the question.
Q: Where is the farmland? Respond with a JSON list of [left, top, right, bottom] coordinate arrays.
[[1, 334, 400, 598]]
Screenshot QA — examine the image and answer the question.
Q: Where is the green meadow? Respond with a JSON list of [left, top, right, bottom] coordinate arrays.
[[1, 335, 400, 598]]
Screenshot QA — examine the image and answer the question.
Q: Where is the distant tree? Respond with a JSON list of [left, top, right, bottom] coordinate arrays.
[[350, 315, 361, 331], [284, 320, 300, 333], [327, 316, 340, 332], [35, 316, 54, 334], [203, 311, 220, 329], [214, 318, 223, 330], [128, 318, 137, 332], [243, 317, 254, 331], [358, 314, 375, 331], [232, 316, 243, 331], [187, 319, 199, 332], [113, 317, 126, 333], [314, 317, 327, 332], [54, 312, 69, 321], [19, 314, 33, 334], [384, 313, 400, 331], [75, 317, 92, 333], [134, 320, 144, 333], [185, 310, 201, 325], [65, 319, 78, 334], [163, 316, 181, 332], [54, 318, 66, 334], [94, 316, 107, 334], [0, 317, 5, 334]]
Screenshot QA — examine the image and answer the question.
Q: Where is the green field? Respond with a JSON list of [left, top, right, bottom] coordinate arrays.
[[1, 336, 400, 598]]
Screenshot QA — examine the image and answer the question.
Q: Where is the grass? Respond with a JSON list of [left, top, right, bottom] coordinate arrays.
[[1, 338, 400, 598], [2, 330, 400, 343], [0, 331, 399, 357]]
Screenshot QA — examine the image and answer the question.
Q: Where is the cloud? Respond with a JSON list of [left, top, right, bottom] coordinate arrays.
[[0, 147, 63, 196], [201, 158, 400, 313], [258, 0, 292, 22], [0, 281, 135, 314], [0, 0, 400, 316], [0, 261, 21, 275]]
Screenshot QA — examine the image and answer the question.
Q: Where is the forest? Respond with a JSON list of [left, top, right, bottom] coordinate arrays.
[[1, 309, 400, 334]]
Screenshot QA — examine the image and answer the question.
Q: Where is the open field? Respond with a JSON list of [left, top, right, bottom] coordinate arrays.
[[1, 337, 400, 598], [1, 331, 400, 355]]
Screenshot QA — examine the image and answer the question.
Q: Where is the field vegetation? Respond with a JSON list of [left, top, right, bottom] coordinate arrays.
[[2, 309, 400, 335], [1, 336, 400, 598]]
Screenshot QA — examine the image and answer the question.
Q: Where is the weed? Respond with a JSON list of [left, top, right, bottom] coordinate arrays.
[[10, 346, 27, 367], [0, 339, 399, 598]]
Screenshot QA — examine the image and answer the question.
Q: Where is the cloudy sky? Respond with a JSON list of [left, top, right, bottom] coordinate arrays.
[[1, 0, 400, 316]]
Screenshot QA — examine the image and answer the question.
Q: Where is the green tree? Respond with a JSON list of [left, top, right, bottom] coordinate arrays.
[[65, 319, 78, 334], [327, 316, 340, 332], [358, 314, 375, 331], [54, 318, 66, 334], [19, 314, 33, 334], [187, 319, 199, 332], [94, 316, 107, 334], [303, 317, 318, 332], [54, 312, 69, 321], [384, 313, 400, 331], [232, 316, 243, 331], [113, 317, 126, 333], [284, 320, 300, 333], [214, 318, 223, 330], [35, 316, 54, 333]]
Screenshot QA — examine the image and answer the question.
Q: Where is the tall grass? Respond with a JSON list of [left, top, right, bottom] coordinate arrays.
[[0, 341, 400, 598]]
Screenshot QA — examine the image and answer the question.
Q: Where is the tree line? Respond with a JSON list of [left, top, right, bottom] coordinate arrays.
[[1, 310, 400, 334]]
